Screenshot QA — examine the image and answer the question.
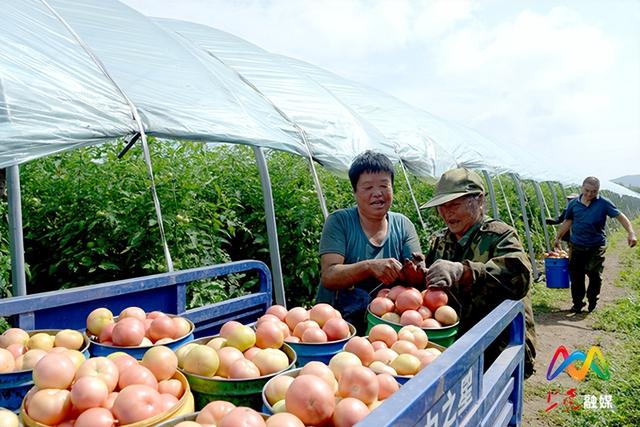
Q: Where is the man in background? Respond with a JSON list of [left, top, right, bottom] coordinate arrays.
[[554, 176, 637, 313]]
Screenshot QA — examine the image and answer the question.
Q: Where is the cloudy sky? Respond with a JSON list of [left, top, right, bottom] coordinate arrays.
[[121, 0, 639, 181]]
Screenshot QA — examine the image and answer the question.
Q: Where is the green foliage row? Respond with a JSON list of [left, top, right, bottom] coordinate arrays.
[[0, 141, 440, 308], [4, 141, 628, 308]]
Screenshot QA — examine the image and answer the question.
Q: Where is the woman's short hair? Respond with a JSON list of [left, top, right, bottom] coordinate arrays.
[[348, 151, 394, 190]]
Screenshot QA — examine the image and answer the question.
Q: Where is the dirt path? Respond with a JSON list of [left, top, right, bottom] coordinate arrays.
[[522, 234, 632, 426]]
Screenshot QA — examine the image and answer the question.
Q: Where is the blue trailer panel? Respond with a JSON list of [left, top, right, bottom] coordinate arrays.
[[0, 261, 524, 425]]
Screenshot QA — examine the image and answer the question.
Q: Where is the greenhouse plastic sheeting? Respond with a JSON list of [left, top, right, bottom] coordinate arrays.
[[1, 0, 639, 202], [161, 19, 401, 175], [0, 0, 305, 168]]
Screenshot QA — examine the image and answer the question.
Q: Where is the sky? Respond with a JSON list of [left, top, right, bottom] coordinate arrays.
[[120, 0, 640, 181]]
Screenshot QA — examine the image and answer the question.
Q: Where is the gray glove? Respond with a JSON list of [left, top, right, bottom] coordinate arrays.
[[426, 259, 464, 288]]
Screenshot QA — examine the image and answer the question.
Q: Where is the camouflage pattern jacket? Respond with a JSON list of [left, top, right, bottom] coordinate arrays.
[[425, 216, 537, 374]]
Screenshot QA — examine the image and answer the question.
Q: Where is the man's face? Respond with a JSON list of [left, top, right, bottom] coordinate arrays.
[[437, 194, 483, 238], [354, 172, 393, 219], [581, 183, 599, 202]]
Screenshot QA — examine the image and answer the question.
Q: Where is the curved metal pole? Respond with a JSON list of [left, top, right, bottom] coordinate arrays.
[[511, 174, 539, 280], [253, 147, 286, 307], [496, 174, 515, 227], [482, 170, 500, 220], [7, 165, 27, 296], [559, 185, 568, 201], [533, 181, 551, 252], [398, 158, 426, 230], [546, 182, 560, 219], [41, 0, 173, 271]]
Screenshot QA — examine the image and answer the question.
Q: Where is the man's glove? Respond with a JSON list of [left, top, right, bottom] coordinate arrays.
[[400, 252, 427, 286], [426, 259, 464, 288]]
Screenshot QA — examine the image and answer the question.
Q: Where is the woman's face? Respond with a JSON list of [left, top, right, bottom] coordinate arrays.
[[354, 171, 393, 219]]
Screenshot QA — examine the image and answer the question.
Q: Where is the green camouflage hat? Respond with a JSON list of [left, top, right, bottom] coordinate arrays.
[[421, 168, 485, 208]]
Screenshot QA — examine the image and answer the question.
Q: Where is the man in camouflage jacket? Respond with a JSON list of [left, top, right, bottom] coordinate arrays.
[[421, 168, 537, 378]]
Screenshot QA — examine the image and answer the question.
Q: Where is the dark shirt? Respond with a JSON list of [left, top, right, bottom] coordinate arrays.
[[565, 196, 620, 247]]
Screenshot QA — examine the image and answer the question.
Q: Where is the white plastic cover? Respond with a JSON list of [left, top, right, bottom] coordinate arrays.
[[0, 0, 637, 201], [0, 0, 305, 168], [160, 19, 396, 175]]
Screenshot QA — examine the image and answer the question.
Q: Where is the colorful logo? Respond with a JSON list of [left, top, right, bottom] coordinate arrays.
[[546, 345, 610, 381]]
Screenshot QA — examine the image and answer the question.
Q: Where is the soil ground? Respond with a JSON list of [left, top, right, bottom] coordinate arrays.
[[522, 234, 630, 426]]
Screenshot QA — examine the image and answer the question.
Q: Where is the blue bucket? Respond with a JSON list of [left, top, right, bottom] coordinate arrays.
[[89, 316, 195, 359], [285, 323, 356, 367], [0, 329, 90, 411], [545, 257, 570, 289]]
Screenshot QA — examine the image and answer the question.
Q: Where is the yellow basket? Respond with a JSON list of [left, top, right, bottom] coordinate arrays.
[[20, 370, 194, 427]]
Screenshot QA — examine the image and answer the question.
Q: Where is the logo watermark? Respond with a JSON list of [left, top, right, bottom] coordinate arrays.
[[546, 345, 610, 381]]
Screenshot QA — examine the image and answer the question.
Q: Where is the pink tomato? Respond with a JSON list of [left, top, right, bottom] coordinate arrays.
[[309, 303, 337, 327], [158, 378, 184, 398], [292, 320, 319, 339], [255, 322, 285, 349], [337, 365, 379, 404], [266, 413, 305, 427], [265, 305, 288, 322], [344, 336, 375, 366], [110, 353, 138, 374], [75, 406, 115, 427], [141, 345, 178, 381], [322, 318, 350, 341], [395, 289, 423, 313], [369, 297, 395, 317], [112, 384, 162, 424], [70, 375, 109, 410], [299, 361, 337, 393], [302, 327, 328, 343], [99, 322, 116, 343], [111, 317, 146, 347], [285, 375, 335, 426], [27, 389, 72, 425], [377, 373, 400, 400], [196, 400, 236, 425], [264, 374, 295, 405], [119, 306, 147, 322], [0, 348, 15, 373], [228, 358, 261, 379], [75, 357, 119, 392], [158, 393, 179, 412], [400, 310, 424, 326], [422, 289, 448, 312], [284, 307, 309, 331], [32, 352, 75, 389], [118, 364, 158, 390], [219, 407, 267, 427], [219, 321, 243, 339], [149, 316, 177, 342], [368, 324, 397, 347], [333, 397, 370, 427]]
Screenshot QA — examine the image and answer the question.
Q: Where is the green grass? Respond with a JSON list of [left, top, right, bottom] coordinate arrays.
[[531, 281, 570, 313], [542, 226, 640, 427]]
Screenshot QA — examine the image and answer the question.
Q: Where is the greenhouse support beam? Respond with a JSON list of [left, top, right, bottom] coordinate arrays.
[[533, 182, 551, 252], [398, 158, 426, 230], [495, 174, 515, 226], [546, 182, 560, 219], [253, 147, 286, 307], [482, 170, 500, 220], [559, 185, 568, 201], [511, 174, 539, 280], [7, 165, 27, 296]]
